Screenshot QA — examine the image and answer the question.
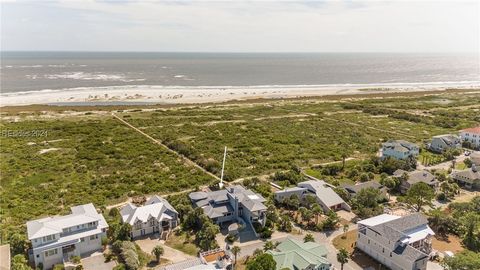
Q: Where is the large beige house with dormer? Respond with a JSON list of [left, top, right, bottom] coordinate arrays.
[[120, 195, 178, 239]]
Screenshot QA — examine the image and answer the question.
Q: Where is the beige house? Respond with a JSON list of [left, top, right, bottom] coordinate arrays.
[[451, 165, 480, 190]]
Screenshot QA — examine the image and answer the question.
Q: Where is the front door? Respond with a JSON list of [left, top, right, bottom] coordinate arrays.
[[141, 229, 145, 236]]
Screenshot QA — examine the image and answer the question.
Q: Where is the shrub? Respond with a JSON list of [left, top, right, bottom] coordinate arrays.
[[437, 192, 446, 201], [71, 256, 81, 264], [113, 264, 126, 270]]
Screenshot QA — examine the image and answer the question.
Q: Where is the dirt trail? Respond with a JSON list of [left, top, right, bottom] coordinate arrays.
[[112, 113, 221, 182]]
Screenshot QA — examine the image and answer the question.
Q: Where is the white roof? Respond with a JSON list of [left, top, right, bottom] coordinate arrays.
[[358, 214, 401, 227], [121, 195, 177, 225], [401, 225, 435, 244], [27, 203, 107, 240], [298, 180, 347, 207]]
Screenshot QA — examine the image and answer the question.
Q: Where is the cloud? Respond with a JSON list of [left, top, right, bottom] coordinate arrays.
[[1, 1, 478, 52]]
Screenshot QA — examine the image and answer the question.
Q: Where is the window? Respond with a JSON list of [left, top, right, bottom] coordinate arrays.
[[368, 239, 370, 244], [44, 249, 57, 257], [390, 252, 392, 257], [89, 234, 98, 240], [80, 237, 85, 242]]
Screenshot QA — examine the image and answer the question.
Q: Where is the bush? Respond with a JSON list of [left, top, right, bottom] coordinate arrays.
[[71, 255, 81, 264], [113, 264, 126, 270], [225, 234, 237, 243], [53, 265, 65, 270], [437, 192, 446, 201]]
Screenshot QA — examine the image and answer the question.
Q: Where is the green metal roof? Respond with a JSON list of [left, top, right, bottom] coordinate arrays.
[[267, 238, 331, 270]]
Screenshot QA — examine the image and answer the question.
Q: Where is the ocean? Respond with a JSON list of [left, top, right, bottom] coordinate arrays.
[[1, 52, 479, 94]]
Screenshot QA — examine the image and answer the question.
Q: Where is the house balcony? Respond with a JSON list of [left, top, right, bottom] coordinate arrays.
[[410, 239, 432, 254]]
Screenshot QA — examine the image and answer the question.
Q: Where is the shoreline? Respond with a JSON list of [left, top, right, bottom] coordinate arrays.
[[1, 82, 479, 107]]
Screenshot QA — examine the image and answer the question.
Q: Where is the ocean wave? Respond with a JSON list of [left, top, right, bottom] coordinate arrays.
[[38, 72, 145, 82]]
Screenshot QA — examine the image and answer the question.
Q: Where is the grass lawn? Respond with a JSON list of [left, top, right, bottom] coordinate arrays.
[[164, 231, 200, 256], [432, 234, 465, 254], [455, 162, 467, 170], [332, 229, 358, 253], [419, 150, 445, 166]]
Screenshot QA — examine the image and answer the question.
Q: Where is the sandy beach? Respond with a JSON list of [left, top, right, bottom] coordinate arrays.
[[1, 82, 479, 107]]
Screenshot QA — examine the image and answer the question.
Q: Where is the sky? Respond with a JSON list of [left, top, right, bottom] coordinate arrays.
[[1, 0, 479, 53]]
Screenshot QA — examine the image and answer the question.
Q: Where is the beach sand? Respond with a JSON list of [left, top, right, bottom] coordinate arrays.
[[1, 83, 479, 107]]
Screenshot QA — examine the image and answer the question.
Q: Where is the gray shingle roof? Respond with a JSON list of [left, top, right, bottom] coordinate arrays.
[[344, 181, 384, 195], [189, 185, 267, 219]]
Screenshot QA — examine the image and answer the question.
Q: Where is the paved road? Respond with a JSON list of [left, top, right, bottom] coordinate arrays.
[[232, 224, 363, 270]]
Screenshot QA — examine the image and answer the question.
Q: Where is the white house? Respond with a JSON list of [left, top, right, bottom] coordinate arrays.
[[26, 204, 108, 270], [381, 140, 419, 160], [460, 126, 480, 149], [356, 213, 434, 270], [429, 134, 461, 153], [275, 180, 351, 212], [120, 195, 178, 239]]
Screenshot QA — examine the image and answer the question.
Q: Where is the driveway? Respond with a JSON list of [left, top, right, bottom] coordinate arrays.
[[234, 224, 364, 270], [135, 236, 195, 264], [81, 252, 116, 270]]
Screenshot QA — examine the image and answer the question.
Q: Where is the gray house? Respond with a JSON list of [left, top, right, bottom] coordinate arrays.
[[429, 134, 461, 153], [120, 195, 178, 239], [274, 180, 351, 212], [343, 181, 388, 199], [451, 165, 480, 190], [189, 185, 267, 228], [356, 213, 434, 270], [393, 169, 438, 194]]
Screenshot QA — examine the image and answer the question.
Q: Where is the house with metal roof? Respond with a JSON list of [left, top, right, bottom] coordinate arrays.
[[429, 134, 461, 153], [188, 185, 267, 228], [451, 165, 480, 190], [274, 180, 351, 212], [120, 195, 178, 239], [381, 140, 419, 160], [356, 213, 434, 270], [393, 169, 438, 194], [26, 203, 108, 270], [266, 238, 331, 270]]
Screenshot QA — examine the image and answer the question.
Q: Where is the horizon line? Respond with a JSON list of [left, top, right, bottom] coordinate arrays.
[[1, 50, 478, 54]]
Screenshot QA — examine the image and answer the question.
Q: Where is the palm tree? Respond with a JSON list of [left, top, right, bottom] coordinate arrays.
[[231, 246, 241, 269], [311, 204, 323, 225], [151, 245, 164, 263], [342, 224, 349, 238], [341, 152, 348, 170], [263, 241, 278, 251], [303, 233, 315, 243], [337, 248, 349, 270]]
